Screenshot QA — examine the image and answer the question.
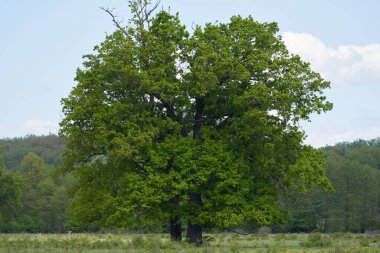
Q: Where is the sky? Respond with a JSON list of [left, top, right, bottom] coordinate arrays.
[[1, 0, 380, 147]]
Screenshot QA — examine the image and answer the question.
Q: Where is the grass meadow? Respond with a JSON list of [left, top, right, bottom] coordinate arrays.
[[0, 232, 379, 252]]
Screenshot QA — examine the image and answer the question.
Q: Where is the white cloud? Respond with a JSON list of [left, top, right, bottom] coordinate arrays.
[[285, 32, 380, 147], [282, 32, 380, 86], [22, 119, 58, 135]]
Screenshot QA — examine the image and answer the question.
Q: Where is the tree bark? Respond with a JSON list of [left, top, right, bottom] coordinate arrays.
[[170, 216, 182, 241], [187, 192, 203, 245], [186, 96, 205, 245], [166, 157, 182, 241], [169, 196, 182, 241]]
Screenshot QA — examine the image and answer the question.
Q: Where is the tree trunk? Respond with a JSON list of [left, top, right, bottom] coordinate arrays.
[[169, 196, 182, 241], [187, 220, 203, 246], [170, 215, 182, 241], [187, 192, 203, 245], [166, 156, 182, 241], [186, 96, 205, 245]]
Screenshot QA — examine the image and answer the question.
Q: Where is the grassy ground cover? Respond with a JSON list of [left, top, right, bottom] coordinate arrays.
[[0, 232, 379, 252]]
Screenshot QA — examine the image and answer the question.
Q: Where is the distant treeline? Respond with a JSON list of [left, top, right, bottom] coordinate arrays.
[[0, 135, 65, 170], [285, 139, 380, 233], [0, 135, 68, 232], [0, 135, 380, 233]]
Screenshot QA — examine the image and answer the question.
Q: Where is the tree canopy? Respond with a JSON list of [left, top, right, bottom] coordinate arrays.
[[60, 1, 332, 244]]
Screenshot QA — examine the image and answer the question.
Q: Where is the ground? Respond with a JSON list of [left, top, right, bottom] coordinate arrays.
[[0, 233, 379, 252]]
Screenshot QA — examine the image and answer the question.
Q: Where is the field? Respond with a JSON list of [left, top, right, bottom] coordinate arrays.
[[0, 233, 379, 253]]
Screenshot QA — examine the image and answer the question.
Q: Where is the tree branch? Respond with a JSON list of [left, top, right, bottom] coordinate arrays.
[[100, 7, 128, 37], [145, 0, 161, 20]]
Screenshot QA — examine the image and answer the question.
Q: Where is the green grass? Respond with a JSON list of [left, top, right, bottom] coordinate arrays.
[[0, 233, 379, 252]]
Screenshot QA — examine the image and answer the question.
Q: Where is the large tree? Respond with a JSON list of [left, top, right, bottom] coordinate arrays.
[[60, 0, 332, 244]]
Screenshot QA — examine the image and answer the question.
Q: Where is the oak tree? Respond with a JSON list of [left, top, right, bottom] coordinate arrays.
[[60, 0, 332, 244]]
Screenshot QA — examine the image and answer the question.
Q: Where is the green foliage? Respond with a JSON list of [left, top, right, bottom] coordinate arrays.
[[60, 2, 332, 238], [0, 147, 71, 233], [322, 139, 380, 232], [285, 138, 380, 233], [0, 149, 22, 232], [15, 153, 67, 232]]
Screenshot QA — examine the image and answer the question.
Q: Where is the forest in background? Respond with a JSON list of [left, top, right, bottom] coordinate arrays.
[[0, 135, 380, 233]]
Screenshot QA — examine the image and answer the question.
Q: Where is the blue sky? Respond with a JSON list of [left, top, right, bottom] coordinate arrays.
[[1, 0, 380, 147]]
